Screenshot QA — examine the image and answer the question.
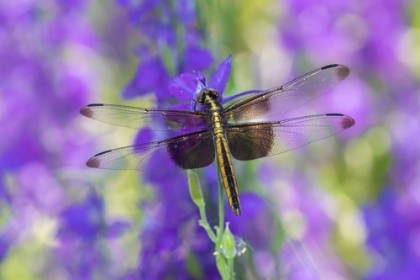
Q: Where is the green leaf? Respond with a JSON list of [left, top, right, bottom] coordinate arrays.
[[186, 250, 203, 279], [188, 170, 205, 208], [215, 254, 229, 280]]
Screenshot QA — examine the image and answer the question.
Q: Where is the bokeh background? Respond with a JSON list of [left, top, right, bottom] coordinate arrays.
[[1, 0, 420, 279]]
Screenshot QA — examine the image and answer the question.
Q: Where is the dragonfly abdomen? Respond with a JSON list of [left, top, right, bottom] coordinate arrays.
[[214, 133, 241, 216]]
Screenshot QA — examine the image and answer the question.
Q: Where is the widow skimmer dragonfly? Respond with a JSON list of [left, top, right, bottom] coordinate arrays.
[[80, 64, 354, 216]]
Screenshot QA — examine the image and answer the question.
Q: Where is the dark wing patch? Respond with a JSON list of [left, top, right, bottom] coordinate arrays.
[[167, 132, 215, 169], [227, 114, 354, 161], [86, 130, 215, 171], [80, 104, 209, 131], [227, 124, 275, 161], [224, 65, 350, 122]]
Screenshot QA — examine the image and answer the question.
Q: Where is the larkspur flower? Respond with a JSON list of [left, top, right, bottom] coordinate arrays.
[[135, 53, 304, 278], [117, 1, 224, 274], [3, 0, 416, 278], [136, 56, 237, 278], [55, 191, 130, 278], [117, 0, 214, 102], [255, 163, 346, 279], [0, 0, 99, 174], [168, 55, 232, 110], [0, 0, 131, 276], [224, 192, 274, 250], [279, 0, 415, 135], [0, 233, 8, 262], [277, 1, 420, 278], [57, 191, 130, 241], [362, 187, 420, 280]]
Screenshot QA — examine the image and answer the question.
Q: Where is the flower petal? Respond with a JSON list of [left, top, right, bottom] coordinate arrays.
[[168, 73, 197, 100], [196, 71, 207, 92], [122, 57, 169, 100], [106, 221, 131, 238], [184, 47, 213, 72], [209, 54, 232, 96], [134, 128, 153, 145]]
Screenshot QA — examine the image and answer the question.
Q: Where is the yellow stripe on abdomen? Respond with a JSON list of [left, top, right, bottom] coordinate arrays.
[[214, 133, 241, 216]]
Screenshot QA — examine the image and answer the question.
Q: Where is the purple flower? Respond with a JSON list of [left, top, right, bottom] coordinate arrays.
[[168, 55, 232, 109], [56, 191, 130, 278], [276, 1, 420, 277], [120, 22, 228, 280], [57, 192, 129, 241], [0, 173, 10, 204], [138, 167, 223, 279], [134, 54, 283, 278], [251, 163, 346, 279], [0, 233, 9, 262], [118, 9, 220, 277], [225, 192, 274, 249], [117, 0, 214, 101], [183, 46, 214, 72], [122, 57, 170, 101], [0, 0, 136, 276], [278, 0, 412, 134], [390, 92, 420, 195], [137, 154, 220, 278], [362, 187, 420, 280]]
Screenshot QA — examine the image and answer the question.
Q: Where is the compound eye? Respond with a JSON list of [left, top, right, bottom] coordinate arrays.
[[209, 90, 218, 99]]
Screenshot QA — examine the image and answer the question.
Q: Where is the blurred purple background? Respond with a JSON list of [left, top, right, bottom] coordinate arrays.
[[1, 0, 420, 279]]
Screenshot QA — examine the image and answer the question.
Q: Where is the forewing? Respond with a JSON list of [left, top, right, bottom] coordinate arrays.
[[86, 130, 215, 170], [80, 104, 209, 131], [225, 65, 349, 122], [227, 114, 355, 161]]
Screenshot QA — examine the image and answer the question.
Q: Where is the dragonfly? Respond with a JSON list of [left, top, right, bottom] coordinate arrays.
[[80, 64, 355, 216]]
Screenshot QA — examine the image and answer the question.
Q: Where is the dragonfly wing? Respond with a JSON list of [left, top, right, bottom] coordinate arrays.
[[227, 113, 354, 161], [224, 64, 349, 122], [86, 130, 215, 170], [80, 104, 209, 131]]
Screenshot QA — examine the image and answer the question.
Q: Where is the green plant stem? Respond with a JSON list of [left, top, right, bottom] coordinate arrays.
[[217, 170, 225, 240], [187, 170, 217, 242], [215, 167, 234, 280], [228, 258, 234, 279], [198, 209, 217, 242], [216, 168, 225, 246]]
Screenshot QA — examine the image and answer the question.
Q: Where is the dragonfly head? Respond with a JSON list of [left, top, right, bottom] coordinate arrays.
[[196, 88, 220, 105]]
